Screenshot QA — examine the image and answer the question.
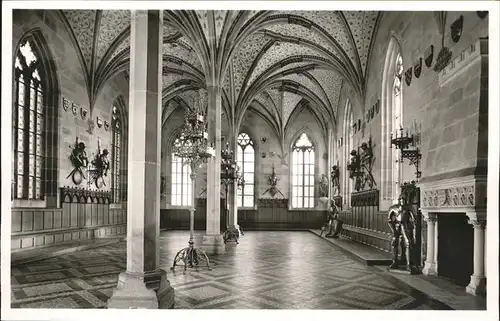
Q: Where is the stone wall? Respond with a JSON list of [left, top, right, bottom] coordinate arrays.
[[161, 100, 328, 210], [334, 11, 488, 211], [11, 10, 129, 249]]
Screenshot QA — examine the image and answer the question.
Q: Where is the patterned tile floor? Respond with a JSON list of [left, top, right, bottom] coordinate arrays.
[[9, 231, 476, 309]]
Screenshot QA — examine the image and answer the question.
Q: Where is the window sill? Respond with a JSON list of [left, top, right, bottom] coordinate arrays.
[[12, 199, 47, 209]]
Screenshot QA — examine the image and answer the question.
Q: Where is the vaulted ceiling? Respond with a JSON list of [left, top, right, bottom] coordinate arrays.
[[58, 10, 381, 140]]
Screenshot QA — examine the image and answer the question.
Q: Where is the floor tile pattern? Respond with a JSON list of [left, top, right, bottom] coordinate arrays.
[[11, 231, 457, 309]]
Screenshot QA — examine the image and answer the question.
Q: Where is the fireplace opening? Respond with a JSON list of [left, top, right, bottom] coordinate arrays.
[[437, 213, 474, 286]]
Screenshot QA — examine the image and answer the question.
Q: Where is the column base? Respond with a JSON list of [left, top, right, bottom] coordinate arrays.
[[107, 270, 175, 309], [422, 261, 438, 276], [466, 275, 486, 296], [202, 234, 224, 255]]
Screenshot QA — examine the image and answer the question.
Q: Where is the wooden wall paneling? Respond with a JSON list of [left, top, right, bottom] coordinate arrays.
[[44, 210, 53, 229], [22, 211, 34, 232]]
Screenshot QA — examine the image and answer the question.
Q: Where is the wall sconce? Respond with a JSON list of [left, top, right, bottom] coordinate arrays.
[[390, 126, 422, 179]]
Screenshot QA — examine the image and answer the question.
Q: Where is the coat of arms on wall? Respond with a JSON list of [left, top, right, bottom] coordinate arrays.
[[62, 97, 70, 111], [72, 102, 78, 116], [80, 107, 88, 120], [104, 121, 110, 131], [86, 119, 95, 135], [424, 45, 434, 68], [405, 67, 413, 86], [262, 163, 284, 198], [450, 15, 463, 43], [96, 117, 103, 128], [414, 57, 422, 78]]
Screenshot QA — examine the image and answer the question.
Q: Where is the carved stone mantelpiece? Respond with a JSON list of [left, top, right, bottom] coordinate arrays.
[[418, 174, 486, 213]]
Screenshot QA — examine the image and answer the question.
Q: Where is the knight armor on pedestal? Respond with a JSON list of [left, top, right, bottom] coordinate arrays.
[[387, 194, 417, 272]]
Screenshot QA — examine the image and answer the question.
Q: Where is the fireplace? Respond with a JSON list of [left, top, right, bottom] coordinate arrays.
[[437, 213, 474, 286]]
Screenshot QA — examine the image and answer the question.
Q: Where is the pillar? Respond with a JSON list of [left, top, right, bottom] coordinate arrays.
[[466, 215, 486, 296], [202, 85, 224, 253], [227, 132, 239, 231], [107, 10, 174, 309], [326, 124, 333, 209], [422, 211, 438, 276]]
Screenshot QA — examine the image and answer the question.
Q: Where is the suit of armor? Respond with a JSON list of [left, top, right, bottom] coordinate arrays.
[[388, 198, 416, 271], [325, 203, 342, 238]]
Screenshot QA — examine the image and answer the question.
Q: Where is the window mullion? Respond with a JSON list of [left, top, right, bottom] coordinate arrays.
[[13, 78, 19, 199], [22, 72, 31, 199]]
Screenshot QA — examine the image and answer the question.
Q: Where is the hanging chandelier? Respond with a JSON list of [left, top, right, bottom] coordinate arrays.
[[220, 142, 243, 186], [172, 106, 215, 162]]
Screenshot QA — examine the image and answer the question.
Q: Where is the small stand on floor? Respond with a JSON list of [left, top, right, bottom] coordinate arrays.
[[223, 226, 240, 244], [171, 239, 211, 273], [171, 171, 211, 274]]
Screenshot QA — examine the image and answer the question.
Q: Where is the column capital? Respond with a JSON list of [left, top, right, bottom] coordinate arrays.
[[422, 211, 437, 222], [468, 219, 486, 229]]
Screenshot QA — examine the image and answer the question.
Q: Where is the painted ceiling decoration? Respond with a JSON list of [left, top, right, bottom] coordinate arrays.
[[57, 9, 381, 142]]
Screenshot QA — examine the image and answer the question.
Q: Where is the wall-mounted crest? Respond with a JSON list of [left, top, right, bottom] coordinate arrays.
[[96, 117, 103, 128], [72, 102, 78, 116], [261, 152, 266, 158], [104, 121, 110, 131], [375, 99, 380, 114], [62, 97, 70, 111], [405, 67, 413, 86], [477, 11, 488, 19], [86, 119, 95, 135], [260, 137, 267, 143], [424, 45, 434, 68], [262, 163, 284, 198], [450, 15, 463, 43], [414, 57, 422, 78], [434, 47, 452, 73], [80, 107, 88, 120]]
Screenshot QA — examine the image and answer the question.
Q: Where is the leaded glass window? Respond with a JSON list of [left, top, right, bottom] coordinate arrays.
[[111, 106, 122, 202], [171, 138, 192, 206], [291, 133, 315, 208], [13, 40, 44, 200], [237, 133, 254, 208]]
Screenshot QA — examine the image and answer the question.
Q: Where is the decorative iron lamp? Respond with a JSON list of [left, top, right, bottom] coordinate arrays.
[[171, 97, 215, 273], [220, 142, 243, 244], [390, 126, 422, 179]]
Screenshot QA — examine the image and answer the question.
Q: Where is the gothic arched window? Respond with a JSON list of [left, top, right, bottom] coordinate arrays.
[[391, 53, 404, 201], [237, 133, 254, 207], [111, 105, 122, 202], [342, 100, 353, 207], [13, 40, 44, 200], [291, 133, 315, 208], [171, 138, 192, 206]]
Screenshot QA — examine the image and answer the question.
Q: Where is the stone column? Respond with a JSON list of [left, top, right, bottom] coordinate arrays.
[[107, 10, 174, 309], [202, 85, 224, 254], [422, 212, 438, 276], [466, 217, 486, 296], [326, 125, 333, 210], [227, 132, 239, 231]]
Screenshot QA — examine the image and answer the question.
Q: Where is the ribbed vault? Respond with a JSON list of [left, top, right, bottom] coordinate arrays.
[[57, 10, 381, 140]]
